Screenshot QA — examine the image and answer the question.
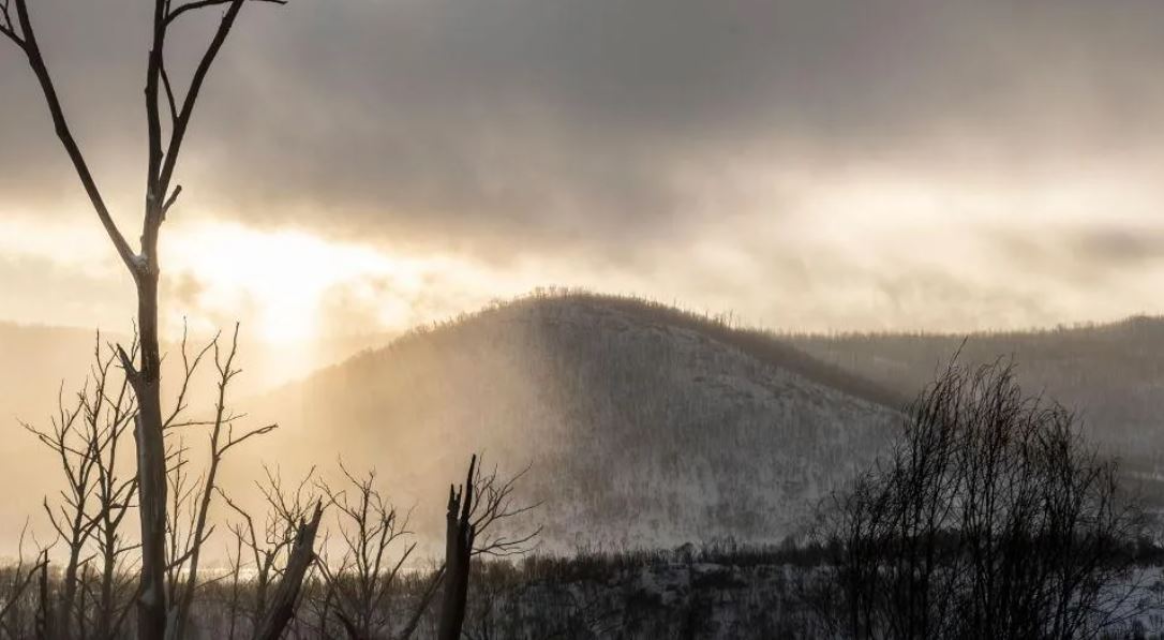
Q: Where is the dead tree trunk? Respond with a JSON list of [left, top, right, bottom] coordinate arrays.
[[252, 502, 325, 640], [433, 454, 540, 640], [1, 0, 290, 635], [437, 456, 476, 640], [130, 277, 169, 640]]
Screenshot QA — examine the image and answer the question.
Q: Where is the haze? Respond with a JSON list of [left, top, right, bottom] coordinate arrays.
[[4, 0, 1164, 347], [5, 5, 1164, 635]]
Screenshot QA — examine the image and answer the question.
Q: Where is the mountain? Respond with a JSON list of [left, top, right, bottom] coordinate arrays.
[[244, 292, 900, 550], [11, 296, 1164, 552], [8, 296, 1164, 552], [787, 317, 1164, 501]]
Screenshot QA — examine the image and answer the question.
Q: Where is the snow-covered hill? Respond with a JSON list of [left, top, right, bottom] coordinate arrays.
[[248, 293, 900, 549]]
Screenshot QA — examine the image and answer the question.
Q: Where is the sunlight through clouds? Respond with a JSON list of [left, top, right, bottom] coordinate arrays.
[[160, 219, 548, 344], [0, 212, 553, 342], [5, 160, 1164, 341]]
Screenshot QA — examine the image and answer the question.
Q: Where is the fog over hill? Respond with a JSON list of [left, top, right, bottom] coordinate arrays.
[[241, 293, 899, 550], [6, 294, 1164, 553]]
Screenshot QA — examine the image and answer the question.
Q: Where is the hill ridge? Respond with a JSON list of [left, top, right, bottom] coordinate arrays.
[[246, 291, 900, 548], [280, 290, 906, 411]]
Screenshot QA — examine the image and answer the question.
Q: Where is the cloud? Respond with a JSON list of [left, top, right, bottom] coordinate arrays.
[[6, 0, 1164, 331], [1070, 227, 1164, 267]]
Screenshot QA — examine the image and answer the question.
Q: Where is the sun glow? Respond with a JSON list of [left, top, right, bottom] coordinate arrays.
[[166, 221, 441, 344], [4, 161, 1163, 345], [0, 210, 562, 347]]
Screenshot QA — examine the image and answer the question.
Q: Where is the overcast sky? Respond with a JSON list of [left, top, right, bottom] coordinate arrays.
[[4, 0, 1164, 339]]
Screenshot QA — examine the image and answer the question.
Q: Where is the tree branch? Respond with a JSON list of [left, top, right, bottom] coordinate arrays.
[[156, 0, 247, 201], [158, 52, 178, 126], [161, 184, 182, 220], [6, 0, 140, 277], [0, 0, 23, 48], [165, 0, 285, 27]]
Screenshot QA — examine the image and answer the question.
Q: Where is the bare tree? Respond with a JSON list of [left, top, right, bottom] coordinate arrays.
[[253, 502, 324, 640], [25, 384, 98, 640], [314, 465, 418, 640], [21, 337, 140, 640], [822, 358, 1146, 640], [1, 0, 287, 635], [305, 456, 538, 640], [20, 326, 286, 640], [438, 455, 540, 640], [220, 467, 324, 639], [164, 325, 278, 640], [17, 328, 299, 640], [87, 348, 143, 640]]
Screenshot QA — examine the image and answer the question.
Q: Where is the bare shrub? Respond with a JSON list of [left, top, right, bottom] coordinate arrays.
[[821, 358, 1146, 640]]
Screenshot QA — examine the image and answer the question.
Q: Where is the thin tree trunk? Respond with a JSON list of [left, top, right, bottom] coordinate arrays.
[[132, 274, 170, 640], [97, 537, 117, 640], [1, 0, 286, 635], [58, 544, 81, 640]]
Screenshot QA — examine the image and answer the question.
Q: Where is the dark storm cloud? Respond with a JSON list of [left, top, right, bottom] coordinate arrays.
[[6, 0, 1164, 261]]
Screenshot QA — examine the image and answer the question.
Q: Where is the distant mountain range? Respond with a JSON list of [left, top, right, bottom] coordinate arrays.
[[788, 318, 1164, 460], [788, 317, 1164, 508]]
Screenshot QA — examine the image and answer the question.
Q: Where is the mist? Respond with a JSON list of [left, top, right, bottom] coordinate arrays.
[[4, 0, 1164, 638]]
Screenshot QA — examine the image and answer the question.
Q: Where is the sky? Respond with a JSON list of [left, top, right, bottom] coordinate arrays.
[[4, 0, 1164, 344]]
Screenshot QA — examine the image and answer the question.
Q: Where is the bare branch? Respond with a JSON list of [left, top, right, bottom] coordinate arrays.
[[161, 184, 182, 220], [165, 0, 285, 27], [158, 53, 178, 126], [0, 0, 23, 48], [6, 0, 293, 632], [155, 0, 246, 202], [161, 324, 216, 429], [4, 0, 140, 276]]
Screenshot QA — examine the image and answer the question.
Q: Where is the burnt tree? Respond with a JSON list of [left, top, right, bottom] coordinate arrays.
[[823, 359, 1145, 640], [0, 0, 290, 637], [438, 455, 540, 640]]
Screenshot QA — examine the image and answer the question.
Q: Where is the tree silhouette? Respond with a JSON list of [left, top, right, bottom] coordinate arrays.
[[822, 358, 1145, 640], [1, 0, 294, 636]]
